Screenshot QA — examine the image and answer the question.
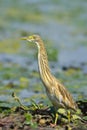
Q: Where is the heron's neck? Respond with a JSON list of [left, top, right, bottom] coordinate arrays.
[[36, 40, 53, 86]]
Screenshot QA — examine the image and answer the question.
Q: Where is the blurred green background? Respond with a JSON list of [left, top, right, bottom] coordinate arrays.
[[0, 0, 87, 107]]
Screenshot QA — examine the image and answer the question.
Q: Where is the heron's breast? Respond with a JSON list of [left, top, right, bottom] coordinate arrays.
[[46, 87, 63, 108]]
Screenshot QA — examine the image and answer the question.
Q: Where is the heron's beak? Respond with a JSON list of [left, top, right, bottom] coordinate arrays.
[[21, 37, 27, 40]]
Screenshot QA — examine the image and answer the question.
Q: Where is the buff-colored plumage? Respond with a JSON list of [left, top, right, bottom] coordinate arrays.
[[22, 34, 77, 112]]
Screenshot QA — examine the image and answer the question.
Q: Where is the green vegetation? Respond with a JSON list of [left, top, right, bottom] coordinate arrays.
[[0, 0, 87, 129]]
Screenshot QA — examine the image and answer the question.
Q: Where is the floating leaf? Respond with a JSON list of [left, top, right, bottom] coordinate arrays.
[[83, 116, 87, 121], [72, 114, 81, 120], [57, 108, 67, 116]]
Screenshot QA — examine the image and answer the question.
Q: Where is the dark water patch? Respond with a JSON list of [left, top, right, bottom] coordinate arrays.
[[19, 89, 35, 98], [0, 95, 10, 101], [82, 64, 87, 74], [59, 46, 87, 72], [0, 54, 29, 67]]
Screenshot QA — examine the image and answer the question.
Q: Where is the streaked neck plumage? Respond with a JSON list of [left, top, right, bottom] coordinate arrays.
[[35, 38, 53, 88]]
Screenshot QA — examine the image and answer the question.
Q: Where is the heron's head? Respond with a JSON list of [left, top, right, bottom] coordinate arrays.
[[21, 35, 40, 44]]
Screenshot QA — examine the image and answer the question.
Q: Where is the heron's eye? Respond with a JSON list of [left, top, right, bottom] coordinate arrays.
[[29, 36, 34, 40]]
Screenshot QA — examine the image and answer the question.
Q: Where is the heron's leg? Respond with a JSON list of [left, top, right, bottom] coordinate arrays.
[[54, 112, 58, 125], [67, 110, 71, 123]]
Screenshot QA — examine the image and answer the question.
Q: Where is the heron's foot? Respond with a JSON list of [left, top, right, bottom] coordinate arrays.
[[50, 123, 57, 127]]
